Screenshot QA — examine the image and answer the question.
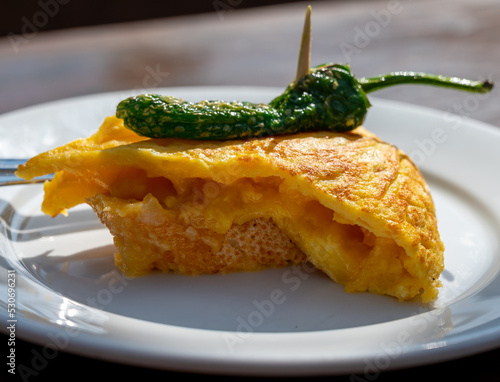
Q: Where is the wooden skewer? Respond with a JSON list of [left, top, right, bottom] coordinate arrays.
[[295, 5, 312, 82]]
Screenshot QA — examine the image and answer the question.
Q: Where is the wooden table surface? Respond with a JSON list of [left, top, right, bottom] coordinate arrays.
[[1, 0, 499, 380], [1, 0, 499, 127]]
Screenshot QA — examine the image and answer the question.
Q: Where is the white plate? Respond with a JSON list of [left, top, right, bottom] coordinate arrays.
[[1, 87, 500, 376]]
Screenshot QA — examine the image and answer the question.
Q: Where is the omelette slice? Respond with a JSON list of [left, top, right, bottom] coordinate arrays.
[[16, 116, 444, 302]]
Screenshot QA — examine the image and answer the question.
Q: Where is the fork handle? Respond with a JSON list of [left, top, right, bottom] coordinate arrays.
[[0, 159, 52, 186], [0, 159, 25, 179]]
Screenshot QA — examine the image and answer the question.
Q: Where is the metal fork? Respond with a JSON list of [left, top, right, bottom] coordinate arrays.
[[0, 159, 53, 186]]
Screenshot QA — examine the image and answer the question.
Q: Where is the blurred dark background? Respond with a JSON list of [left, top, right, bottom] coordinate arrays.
[[1, 0, 313, 36], [1, 0, 498, 128]]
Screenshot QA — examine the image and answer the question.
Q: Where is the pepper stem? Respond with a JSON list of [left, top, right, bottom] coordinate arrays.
[[295, 5, 312, 83], [359, 72, 493, 94]]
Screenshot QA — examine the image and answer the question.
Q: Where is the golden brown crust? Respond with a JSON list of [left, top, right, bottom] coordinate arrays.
[[87, 193, 306, 276]]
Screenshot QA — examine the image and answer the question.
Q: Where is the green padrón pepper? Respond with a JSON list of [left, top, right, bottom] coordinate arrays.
[[115, 63, 493, 140]]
